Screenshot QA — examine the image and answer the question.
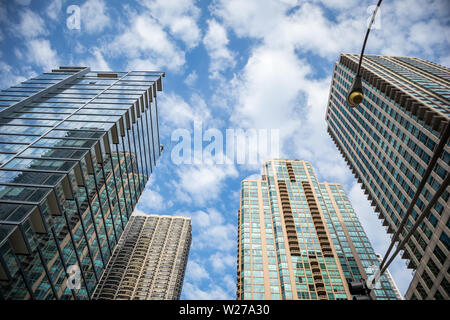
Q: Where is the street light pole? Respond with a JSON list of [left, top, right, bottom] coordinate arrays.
[[347, 0, 383, 107], [346, 0, 450, 294]]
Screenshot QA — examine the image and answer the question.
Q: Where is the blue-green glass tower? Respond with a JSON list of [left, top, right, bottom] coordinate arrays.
[[0, 66, 163, 299], [326, 54, 449, 299]]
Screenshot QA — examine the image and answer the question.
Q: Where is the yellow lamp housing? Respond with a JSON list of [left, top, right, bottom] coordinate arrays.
[[347, 74, 364, 107]]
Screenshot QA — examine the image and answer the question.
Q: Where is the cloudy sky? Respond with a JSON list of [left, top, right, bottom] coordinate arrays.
[[0, 0, 449, 299]]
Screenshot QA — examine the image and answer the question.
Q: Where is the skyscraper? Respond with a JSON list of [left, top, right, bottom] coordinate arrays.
[[0, 66, 164, 299], [237, 159, 400, 300], [375, 253, 404, 300], [93, 213, 191, 300], [326, 54, 449, 299]]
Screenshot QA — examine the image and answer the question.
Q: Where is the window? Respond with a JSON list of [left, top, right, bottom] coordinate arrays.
[[433, 245, 446, 265], [441, 277, 450, 297], [421, 271, 433, 289], [439, 232, 450, 251]]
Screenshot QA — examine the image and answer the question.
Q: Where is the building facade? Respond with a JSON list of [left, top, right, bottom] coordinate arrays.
[[93, 213, 191, 300], [326, 54, 449, 299], [0, 66, 164, 299], [237, 159, 400, 300], [375, 253, 404, 300]]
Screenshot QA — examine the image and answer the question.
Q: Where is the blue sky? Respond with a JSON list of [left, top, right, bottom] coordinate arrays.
[[0, 0, 449, 299]]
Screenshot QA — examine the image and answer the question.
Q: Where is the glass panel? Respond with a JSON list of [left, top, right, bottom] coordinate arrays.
[[0, 170, 63, 186], [3, 158, 76, 172]]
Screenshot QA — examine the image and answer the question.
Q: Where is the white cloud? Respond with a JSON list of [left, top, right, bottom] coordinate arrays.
[[439, 55, 450, 68], [219, 37, 350, 181], [46, 0, 63, 21], [209, 252, 235, 273], [177, 208, 236, 252], [135, 170, 173, 213], [185, 260, 210, 282], [81, 0, 110, 33], [109, 14, 185, 71], [213, 0, 449, 60], [167, 16, 201, 49], [190, 208, 224, 229], [265, 3, 362, 57], [203, 19, 236, 78], [211, 0, 293, 39], [196, 223, 236, 251], [159, 92, 211, 129], [408, 21, 450, 54], [314, 0, 358, 10], [25, 39, 60, 71], [227, 46, 313, 163], [13, 8, 47, 38], [184, 70, 198, 86], [207, 0, 449, 295], [126, 58, 159, 72], [182, 282, 232, 300], [214, 0, 450, 181], [183, 255, 235, 300], [83, 48, 111, 71], [174, 163, 238, 205], [137, 187, 168, 212], [0, 61, 28, 89], [73, 42, 87, 55], [140, 0, 201, 48]]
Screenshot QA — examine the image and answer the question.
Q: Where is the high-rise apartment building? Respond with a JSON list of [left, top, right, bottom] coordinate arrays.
[[0, 66, 164, 299], [237, 159, 400, 300], [326, 54, 449, 299], [92, 213, 191, 300], [375, 253, 404, 300]]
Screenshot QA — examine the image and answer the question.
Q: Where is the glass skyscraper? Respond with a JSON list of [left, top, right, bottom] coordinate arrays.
[[326, 54, 449, 299], [93, 213, 191, 300], [237, 159, 399, 300], [0, 66, 164, 299]]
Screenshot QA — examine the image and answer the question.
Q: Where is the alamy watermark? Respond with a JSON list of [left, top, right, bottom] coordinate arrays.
[[170, 121, 280, 165], [66, 5, 81, 30]]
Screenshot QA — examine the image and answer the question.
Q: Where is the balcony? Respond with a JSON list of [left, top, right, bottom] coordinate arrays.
[[317, 290, 327, 299], [313, 273, 322, 280]]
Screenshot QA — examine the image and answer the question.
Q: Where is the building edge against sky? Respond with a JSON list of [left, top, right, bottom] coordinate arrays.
[[93, 213, 191, 300], [237, 159, 401, 300], [326, 54, 449, 300], [375, 253, 404, 300], [0, 66, 164, 299]]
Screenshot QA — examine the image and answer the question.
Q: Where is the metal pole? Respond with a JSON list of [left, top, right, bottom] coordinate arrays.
[[356, 0, 383, 76], [379, 122, 450, 273], [380, 172, 450, 275]]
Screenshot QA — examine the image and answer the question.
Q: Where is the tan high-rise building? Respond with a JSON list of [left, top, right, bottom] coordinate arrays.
[[237, 159, 400, 300], [375, 253, 404, 300], [92, 213, 191, 300]]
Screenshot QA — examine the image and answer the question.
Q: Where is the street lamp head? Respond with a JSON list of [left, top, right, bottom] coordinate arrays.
[[347, 74, 364, 107]]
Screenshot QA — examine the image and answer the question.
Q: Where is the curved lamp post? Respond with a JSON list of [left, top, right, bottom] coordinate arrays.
[[347, 1, 450, 294], [347, 0, 383, 107]]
